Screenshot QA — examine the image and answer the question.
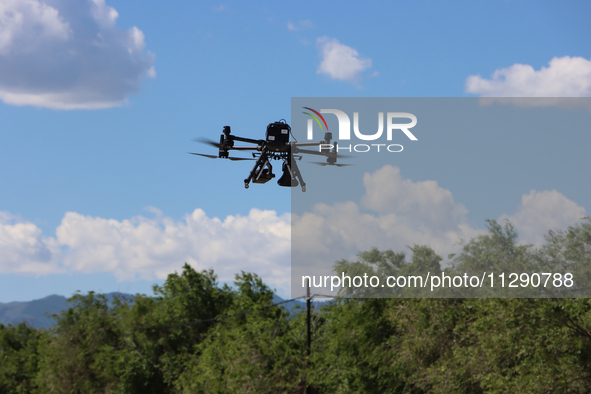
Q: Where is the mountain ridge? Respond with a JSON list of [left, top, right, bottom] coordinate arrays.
[[0, 293, 309, 329]]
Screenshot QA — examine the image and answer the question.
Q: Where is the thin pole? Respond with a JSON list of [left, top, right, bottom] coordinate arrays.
[[306, 278, 311, 394], [306, 278, 311, 359]]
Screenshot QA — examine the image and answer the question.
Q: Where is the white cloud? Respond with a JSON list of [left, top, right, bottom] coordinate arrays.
[[466, 56, 591, 97], [0, 208, 290, 291], [499, 190, 587, 246], [0, 0, 155, 109], [361, 166, 469, 234], [316, 36, 372, 82], [0, 0, 70, 54], [55, 208, 291, 289], [292, 166, 485, 283], [0, 212, 62, 275]]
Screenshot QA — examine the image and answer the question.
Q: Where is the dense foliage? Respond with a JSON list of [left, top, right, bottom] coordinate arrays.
[[1, 218, 590, 393]]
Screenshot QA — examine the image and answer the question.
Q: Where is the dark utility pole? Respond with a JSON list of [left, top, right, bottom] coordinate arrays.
[[306, 278, 311, 359], [306, 278, 311, 394]]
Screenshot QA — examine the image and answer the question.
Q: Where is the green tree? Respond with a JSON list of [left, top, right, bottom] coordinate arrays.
[[448, 219, 537, 297], [177, 272, 305, 393], [0, 323, 43, 393], [34, 264, 234, 393], [134, 265, 234, 388], [536, 217, 591, 295], [8, 218, 591, 392], [333, 245, 442, 298], [35, 291, 162, 393], [308, 298, 405, 393]]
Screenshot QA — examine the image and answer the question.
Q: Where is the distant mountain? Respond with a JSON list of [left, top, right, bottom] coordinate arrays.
[[0, 295, 67, 329], [0, 293, 324, 330], [0, 293, 134, 329]]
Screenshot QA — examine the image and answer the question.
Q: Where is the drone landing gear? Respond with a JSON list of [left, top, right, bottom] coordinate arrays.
[[244, 148, 275, 189], [243, 147, 306, 192]]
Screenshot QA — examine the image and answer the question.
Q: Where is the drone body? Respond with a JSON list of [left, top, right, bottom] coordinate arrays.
[[190, 120, 348, 192]]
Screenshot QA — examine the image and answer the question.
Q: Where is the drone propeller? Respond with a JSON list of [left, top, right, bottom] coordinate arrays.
[[310, 162, 353, 167], [188, 152, 255, 161], [193, 138, 221, 148], [193, 137, 258, 150]]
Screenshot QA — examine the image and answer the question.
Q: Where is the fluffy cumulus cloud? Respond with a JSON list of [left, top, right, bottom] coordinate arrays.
[[0, 212, 62, 274], [0, 0, 155, 109], [316, 36, 372, 82], [466, 56, 591, 97], [0, 208, 290, 291], [292, 166, 588, 289], [292, 166, 482, 277], [500, 190, 587, 246], [361, 166, 470, 235], [55, 208, 291, 289]]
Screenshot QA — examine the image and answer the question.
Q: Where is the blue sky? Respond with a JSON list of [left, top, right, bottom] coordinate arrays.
[[1, 0, 590, 302]]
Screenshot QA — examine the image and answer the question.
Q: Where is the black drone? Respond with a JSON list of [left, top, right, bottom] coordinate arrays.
[[189, 120, 349, 192]]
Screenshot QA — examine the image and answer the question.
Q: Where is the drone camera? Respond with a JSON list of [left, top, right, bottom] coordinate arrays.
[[277, 163, 299, 187], [253, 168, 275, 184]]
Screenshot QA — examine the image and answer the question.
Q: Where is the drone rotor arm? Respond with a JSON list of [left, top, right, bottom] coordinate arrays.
[[233, 136, 265, 145], [293, 141, 326, 147], [228, 146, 260, 150]]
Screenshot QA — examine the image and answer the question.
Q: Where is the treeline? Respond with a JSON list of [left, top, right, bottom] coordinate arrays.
[[1, 219, 591, 393]]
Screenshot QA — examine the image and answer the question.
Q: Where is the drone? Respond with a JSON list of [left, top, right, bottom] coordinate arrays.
[[189, 119, 349, 192]]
